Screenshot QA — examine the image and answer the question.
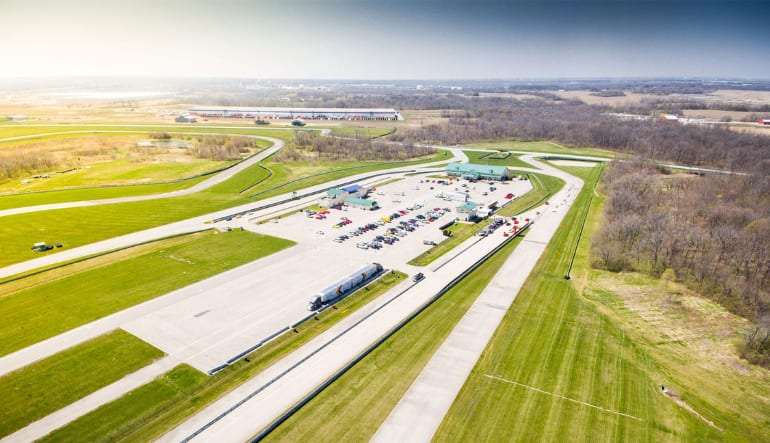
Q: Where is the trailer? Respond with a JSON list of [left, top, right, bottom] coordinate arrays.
[[307, 263, 384, 310]]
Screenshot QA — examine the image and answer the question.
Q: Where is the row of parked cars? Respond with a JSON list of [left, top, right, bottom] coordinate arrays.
[[333, 206, 452, 250]]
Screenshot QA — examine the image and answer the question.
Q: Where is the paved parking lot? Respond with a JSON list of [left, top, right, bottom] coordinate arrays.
[[121, 174, 531, 372]]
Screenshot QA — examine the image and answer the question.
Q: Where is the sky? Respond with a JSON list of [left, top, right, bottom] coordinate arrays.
[[1, 0, 769, 80]]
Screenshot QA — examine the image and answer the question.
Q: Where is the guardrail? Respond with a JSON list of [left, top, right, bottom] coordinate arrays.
[[209, 269, 389, 375], [249, 221, 532, 442], [183, 272, 418, 443]]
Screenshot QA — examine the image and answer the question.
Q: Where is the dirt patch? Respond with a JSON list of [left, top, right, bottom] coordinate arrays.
[[661, 388, 723, 431], [592, 272, 752, 374]]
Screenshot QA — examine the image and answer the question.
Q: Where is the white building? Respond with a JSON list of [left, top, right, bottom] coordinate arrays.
[[189, 106, 403, 121]]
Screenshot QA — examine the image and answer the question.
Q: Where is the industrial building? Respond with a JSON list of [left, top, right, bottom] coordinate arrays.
[[188, 106, 402, 121], [445, 163, 511, 181]]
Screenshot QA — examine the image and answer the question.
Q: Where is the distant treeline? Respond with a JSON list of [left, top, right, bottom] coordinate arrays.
[[273, 131, 430, 163], [382, 97, 770, 175]]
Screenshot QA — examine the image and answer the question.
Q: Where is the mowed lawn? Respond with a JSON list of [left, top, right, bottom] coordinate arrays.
[[38, 271, 408, 443], [0, 230, 295, 356], [0, 151, 447, 268], [463, 149, 532, 168], [265, 238, 526, 442], [0, 125, 295, 143], [0, 135, 273, 210], [0, 329, 163, 439], [432, 165, 755, 441], [39, 364, 208, 443]]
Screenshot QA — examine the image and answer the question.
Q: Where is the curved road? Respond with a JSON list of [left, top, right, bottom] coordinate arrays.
[[0, 134, 284, 218]]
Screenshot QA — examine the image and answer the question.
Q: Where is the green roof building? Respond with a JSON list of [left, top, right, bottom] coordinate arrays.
[[445, 163, 510, 181], [345, 197, 379, 210]]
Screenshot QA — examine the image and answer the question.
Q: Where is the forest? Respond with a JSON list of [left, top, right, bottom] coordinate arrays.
[[273, 131, 428, 163], [592, 160, 770, 366]]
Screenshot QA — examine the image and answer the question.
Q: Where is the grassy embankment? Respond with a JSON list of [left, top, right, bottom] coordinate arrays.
[[462, 149, 532, 169], [326, 126, 395, 138], [0, 330, 163, 438], [0, 125, 295, 143], [408, 171, 564, 267], [0, 131, 278, 209], [470, 140, 616, 158], [432, 164, 770, 441], [241, 150, 451, 199], [0, 149, 448, 268], [39, 271, 408, 443], [263, 234, 527, 442], [0, 230, 294, 356]]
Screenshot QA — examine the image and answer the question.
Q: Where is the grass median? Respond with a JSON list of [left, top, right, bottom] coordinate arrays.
[[430, 164, 768, 441], [463, 149, 532, 168], [0, 329, 163, 439], [38, 271, 408, 443], [0, 230, 295, 356], [263, 236, 526, 442]]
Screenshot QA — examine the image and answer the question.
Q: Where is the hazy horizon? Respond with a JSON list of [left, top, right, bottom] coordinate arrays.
[[2, 0, 769, 80]]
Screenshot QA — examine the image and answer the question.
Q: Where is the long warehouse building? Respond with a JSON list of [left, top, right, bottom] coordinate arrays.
[[188, 106, 403, 121]]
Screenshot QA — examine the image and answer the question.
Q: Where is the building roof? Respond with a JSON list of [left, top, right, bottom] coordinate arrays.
[[446, 162, 509, 177], [345, 197, 378, 207], [457, 201, 479, 211], [327, 188, 345, 195], [341, 184, 362, 193], [189, 106, 398, 114]]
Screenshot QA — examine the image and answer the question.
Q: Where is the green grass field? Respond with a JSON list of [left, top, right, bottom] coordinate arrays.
[[430, 164, 770, 442], [408, 171, 564, 267], [470, 140, 616, 158], [0, 151, 448, 268], [463, 149, 532, 168], [0, 125, 295, 142], [39, 271, 408, 442], [326, 126, 395, 138], [0, 175, 211, 210], [0, 230, 295, 356], [1, 158, 233, 193], [246, 150, 451, 199], [0, 135, 273, 209], [39, 364, 208, 443], [0, 329, 163, 439], [264, 237, 526, 442]]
